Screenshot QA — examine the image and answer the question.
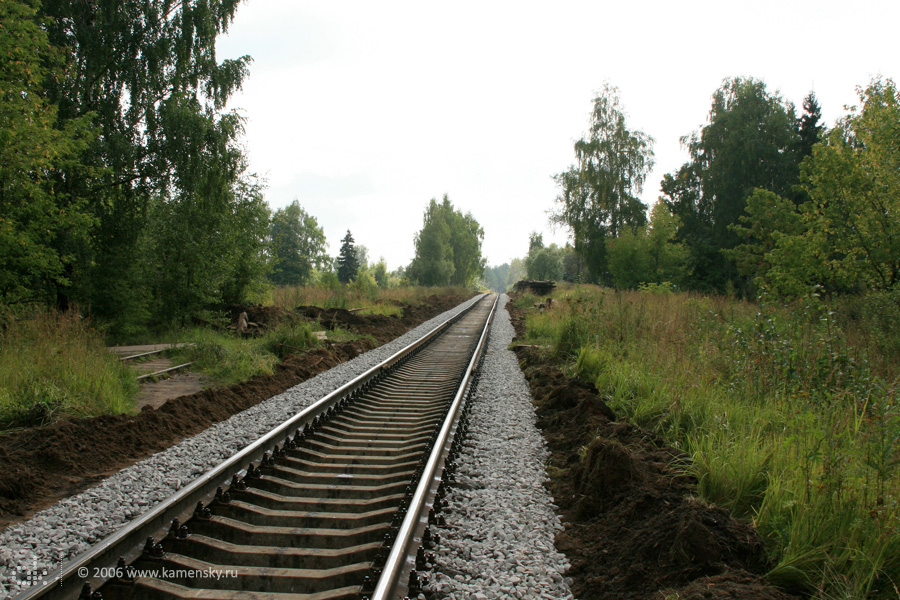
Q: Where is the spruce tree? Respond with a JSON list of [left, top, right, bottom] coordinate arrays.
[[337, 230, 359, 283]]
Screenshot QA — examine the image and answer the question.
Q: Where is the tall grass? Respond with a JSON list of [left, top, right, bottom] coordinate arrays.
[[520, 286, 900, 599], [0, 308, 138, 430], [269, 284, 469, 311]]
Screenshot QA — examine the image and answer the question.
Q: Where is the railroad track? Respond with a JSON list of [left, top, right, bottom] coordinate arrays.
[[17, 294, 497, 600]]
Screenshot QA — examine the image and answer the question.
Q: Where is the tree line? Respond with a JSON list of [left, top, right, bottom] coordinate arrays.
[[502, 76, 899, 300], [0, 0, 485, 336]]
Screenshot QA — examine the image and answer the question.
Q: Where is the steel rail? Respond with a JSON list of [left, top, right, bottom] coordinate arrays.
[[371, 293, 498, 600], [135, 362, 194, 381], [12, 294, 488, 600]]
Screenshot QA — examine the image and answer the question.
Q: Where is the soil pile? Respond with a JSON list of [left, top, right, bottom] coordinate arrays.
[[508, 300, 796, 600], [0, 293, 470, 529]]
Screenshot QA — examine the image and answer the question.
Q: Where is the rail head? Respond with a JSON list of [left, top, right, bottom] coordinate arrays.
[[11, 294, 488, 600]]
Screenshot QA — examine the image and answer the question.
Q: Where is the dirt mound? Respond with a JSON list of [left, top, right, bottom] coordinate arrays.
[[509, 299, 795, 600], [0, 292, 472, 529], [227, 304, 290, 327]]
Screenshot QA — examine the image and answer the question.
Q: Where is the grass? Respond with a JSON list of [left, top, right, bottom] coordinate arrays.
[[171, 318, 321, 387], [0, 307, 138, 430], [357, 303, 403, 317], [268, 284, 467, 311], [519, 285, 900, 599]]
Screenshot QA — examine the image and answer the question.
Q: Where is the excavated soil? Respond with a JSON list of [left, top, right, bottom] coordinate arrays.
[[508, 299, 797, 600], [0, 293, 470, 529]]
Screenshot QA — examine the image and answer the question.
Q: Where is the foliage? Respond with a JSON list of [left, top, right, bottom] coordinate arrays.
[[552, 85, 654, 283], [662, 77, 803, 293], [729, 79, 900, 298], [407, 195, 485, 287], [726, 189, 807, 295], [0, 307, 137, 429], [526, 245, 564, 281], [506, 258, 527, 288], [337, 230, 360, 284], [270, 282, 468, 313], [520, 286, 900, 598], [798, 78, 900, 293], [141, 119, 270, 328], [483, 263, 510, 292], [0, 0, 95, 305], [371, 258, 389, 288], [606, 202, 687, 289], [268, 200, 328, 286], [5, 0, 259, 332], [350, 271, 379, 302]]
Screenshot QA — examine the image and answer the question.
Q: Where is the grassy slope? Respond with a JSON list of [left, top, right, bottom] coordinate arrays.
[[516, 285, 900, 600]]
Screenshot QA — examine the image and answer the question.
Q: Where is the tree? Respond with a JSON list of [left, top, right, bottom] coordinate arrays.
[[35, 0, 253, 328], [797, 78, 900, 292], [561, 244, 587, 283], [524, 232, 564, 281], [727, 79, 900, 298], [371, 258, 389, 288], [354, 245, 370, 273], [269, 200, 328, 286], [407, 196, 485, 287], [662, 77, 801, 293], [552, 85, 654, 283], [527, 247, 564, 281], [606, 233, 651, 290], [337, 230, 360, 283], [506, 258, 527, 288], [798, 92, 824, 160], [726, 189, 806, 293], [0, 0, 94, 304], [606, 202, 687, 289], [483, 264, 510, 292]]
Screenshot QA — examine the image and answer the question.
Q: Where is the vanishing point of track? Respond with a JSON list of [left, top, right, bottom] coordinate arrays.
[[16, 294, 498, 600]]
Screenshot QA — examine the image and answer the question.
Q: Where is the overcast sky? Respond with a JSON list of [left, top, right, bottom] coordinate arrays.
[[215, 1, 900, 271]]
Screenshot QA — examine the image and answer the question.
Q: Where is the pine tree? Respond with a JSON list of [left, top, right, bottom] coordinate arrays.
[[337, 230, 359, 283], [798, 91, 824, 158]]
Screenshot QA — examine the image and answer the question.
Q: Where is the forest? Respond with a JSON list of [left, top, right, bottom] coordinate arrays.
[[0, 0, 485, 338]]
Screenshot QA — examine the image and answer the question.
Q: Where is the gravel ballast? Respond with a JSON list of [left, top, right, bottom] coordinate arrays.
[[425, 296, 573, 600], [0, 294, 573, 600]]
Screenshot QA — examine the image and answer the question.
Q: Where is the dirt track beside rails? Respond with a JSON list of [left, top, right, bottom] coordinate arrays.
[[0, 294, 470, 529]]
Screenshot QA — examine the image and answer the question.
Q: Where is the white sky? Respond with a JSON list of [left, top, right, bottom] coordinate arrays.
[[216, 0, 900, 271]]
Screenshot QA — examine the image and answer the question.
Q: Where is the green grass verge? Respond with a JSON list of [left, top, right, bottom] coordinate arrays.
[[520, 285, 900, 599]]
